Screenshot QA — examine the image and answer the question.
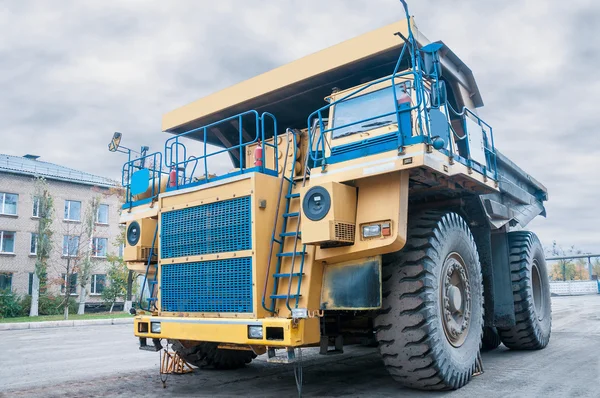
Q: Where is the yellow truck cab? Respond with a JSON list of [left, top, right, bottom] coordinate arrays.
[[115, 2, 550, 391]]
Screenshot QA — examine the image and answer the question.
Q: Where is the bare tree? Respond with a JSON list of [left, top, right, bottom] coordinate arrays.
[[77, 197, 101, 315], [30, 178, 55, 317]]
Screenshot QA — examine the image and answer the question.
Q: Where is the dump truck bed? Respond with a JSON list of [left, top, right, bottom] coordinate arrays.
[[483, 150, 547, 229], [162, 19, 483, 147]]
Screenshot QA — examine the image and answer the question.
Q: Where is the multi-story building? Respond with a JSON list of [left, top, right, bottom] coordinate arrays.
[[0, 154, 122, 303]]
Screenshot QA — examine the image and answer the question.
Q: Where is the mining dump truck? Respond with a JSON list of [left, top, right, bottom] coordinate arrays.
[[115, 1, 551, 391]]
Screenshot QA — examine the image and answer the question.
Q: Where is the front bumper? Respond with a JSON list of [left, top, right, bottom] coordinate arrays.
[[134, 315, 320, 347]]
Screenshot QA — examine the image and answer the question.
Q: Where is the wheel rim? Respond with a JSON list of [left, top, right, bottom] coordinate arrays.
[[532, 259, 544, 320], [441, 252, 471, 347]]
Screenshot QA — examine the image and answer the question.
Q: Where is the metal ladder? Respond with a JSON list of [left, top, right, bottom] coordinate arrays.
[[262, 129, 309, 313], [140, 224, 159, 311]]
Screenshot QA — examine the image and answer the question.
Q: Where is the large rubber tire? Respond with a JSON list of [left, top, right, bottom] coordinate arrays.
[[498, 231, 551, 350], [375, 212, 484, 391], [170, 341, 256, 370], [481, 327, 501, 351]]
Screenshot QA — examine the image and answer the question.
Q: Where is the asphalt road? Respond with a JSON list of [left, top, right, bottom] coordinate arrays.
[[1, 295, 599, 397]]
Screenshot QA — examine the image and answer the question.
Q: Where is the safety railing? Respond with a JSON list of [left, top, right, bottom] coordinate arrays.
[[446, 105, 498, 180], [163, 110, 279, 190], [306, 67, 498, 180], [122, 151, 167, 208], [307, 70, 423, 168]]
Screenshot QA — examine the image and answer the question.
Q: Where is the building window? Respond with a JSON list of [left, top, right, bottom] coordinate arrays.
[[118, 243, 124, 258], [61, 273, 78, 294], [28, 273, 34, 295], [92, 237, 108, 258], [91, 274, 106, 295], [0, 193, 18, 216], [0, 273, 12, 291], [64, 200, 81, 221], [32, 197, 40, 217], [0, 231, 16, 253], [96, 204, 109, 224], [62, 235, 80, 257], [30, 233, 38, 255]]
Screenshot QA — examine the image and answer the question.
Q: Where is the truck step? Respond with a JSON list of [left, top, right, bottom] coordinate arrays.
[[280, 231, 301, 237], [283, 212, 299, 218], [286, 193, 300, 199], [273, 272, 303, 278], [277, 251, 305, 257], [270, 294, 301, 299]]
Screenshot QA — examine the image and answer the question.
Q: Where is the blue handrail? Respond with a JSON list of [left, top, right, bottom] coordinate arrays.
[[121, 151, 167, 207], [163, 110, 279, 189]]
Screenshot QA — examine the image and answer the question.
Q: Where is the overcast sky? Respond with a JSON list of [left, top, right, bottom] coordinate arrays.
[[1, 0, 599, 253]]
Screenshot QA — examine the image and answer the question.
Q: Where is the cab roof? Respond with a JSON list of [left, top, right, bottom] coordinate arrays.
[[162, 18, 483, 149]]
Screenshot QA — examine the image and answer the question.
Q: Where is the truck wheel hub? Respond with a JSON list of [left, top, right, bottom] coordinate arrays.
[[441, 253, 471, 347]]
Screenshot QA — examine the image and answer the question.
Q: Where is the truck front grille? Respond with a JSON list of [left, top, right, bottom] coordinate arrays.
[[161, 257, 253, 313], [160, 196, 252, 259]]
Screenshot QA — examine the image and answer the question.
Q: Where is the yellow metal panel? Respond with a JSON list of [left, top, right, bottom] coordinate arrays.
[[134, 315, 320, 347], [159, 250, 253, 265], [119, 203, 159, 224], [123, 218, 157, 262], [314, 171, 409, 263], [300, 181, 357, 245]]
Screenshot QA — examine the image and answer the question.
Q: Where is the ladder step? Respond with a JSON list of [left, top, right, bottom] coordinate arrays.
[[273, 272, 303, 278], [277, 251, 306, 257], [270, 294, 301, 300], [283, 212, 299, 218], [280, 231, 301, 237], [286, 193, 300, 199], [148, 280, 157, 285], [147, 297, 157, 302]]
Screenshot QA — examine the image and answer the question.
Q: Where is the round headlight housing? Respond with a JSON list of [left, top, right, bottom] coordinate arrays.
[[127, 221, 141, 246], [302, 186, 331, 221]]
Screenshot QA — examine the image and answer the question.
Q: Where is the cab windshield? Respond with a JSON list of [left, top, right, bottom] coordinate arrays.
[[332, 82, 412, 139]]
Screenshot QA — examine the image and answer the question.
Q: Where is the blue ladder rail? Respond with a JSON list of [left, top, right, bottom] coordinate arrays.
[[261, 129, 308, 313]]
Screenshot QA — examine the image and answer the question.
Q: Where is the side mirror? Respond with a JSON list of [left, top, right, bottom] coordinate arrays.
[[108, 132, 122, 152], [421, 42, 444, 77]]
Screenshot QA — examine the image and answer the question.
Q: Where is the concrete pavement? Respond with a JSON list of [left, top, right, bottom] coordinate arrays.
[[1, 295, 599, 397], [0, 317, 133, 331]]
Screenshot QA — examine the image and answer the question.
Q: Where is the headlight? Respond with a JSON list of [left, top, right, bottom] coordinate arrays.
[[248, 325, 263, 339], [362, 224, 381, 238], [127, 221, 141, 246], [151, 322, 161, 333], [302, 186, 331, 221]]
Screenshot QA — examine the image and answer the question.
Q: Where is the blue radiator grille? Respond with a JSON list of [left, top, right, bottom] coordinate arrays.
[[161, 257, 253, 313], [161, 196, 252, 259]]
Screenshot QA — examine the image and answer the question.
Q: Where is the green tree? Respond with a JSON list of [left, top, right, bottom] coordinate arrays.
[[30, 178, 55, 317], [547, 241, 581, 281], [102, 254, 128, 313]]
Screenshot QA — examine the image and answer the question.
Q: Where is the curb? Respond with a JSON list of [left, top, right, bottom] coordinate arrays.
[[0, 317, 134, 331]]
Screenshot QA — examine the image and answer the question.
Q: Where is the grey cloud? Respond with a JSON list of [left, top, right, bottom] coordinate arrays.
[[1, 0, 599, 254]]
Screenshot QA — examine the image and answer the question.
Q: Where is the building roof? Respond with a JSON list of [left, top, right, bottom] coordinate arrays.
[[0, 154, 118, 188]]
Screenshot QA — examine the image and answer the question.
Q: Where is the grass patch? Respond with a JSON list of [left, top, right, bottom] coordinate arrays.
[[0, 312, 133, 323]]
